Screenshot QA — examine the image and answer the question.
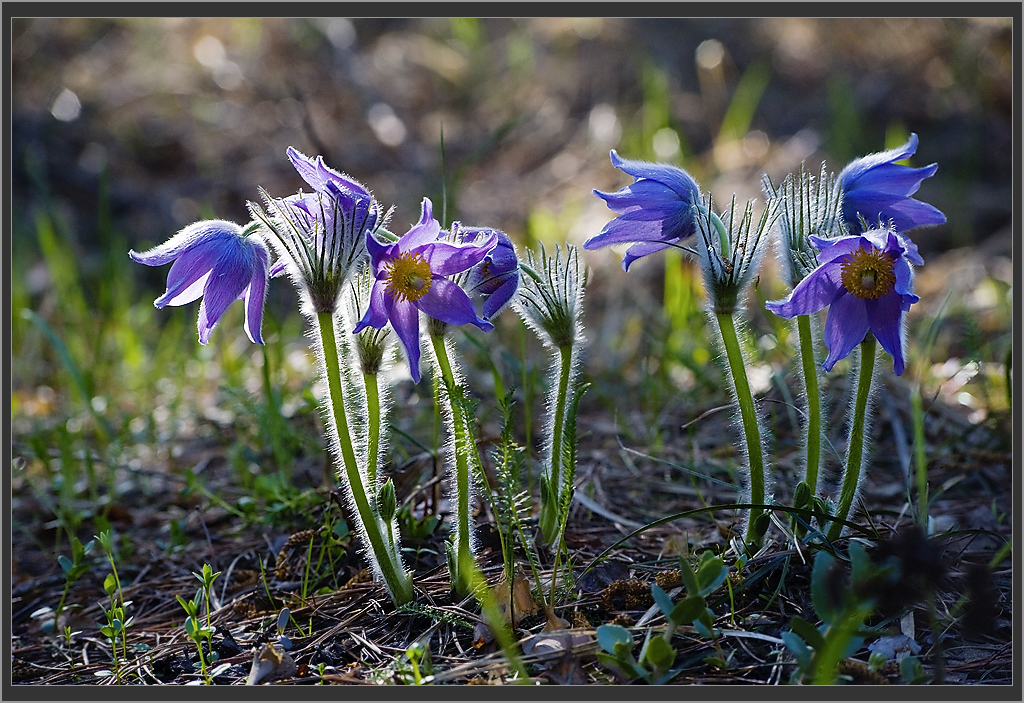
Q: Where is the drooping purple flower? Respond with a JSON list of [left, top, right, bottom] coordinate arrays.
[[256, 147, 378, 313], [353, 198, 497, 383], [450, 223, 520, 320], [585, 149, 702, 271], [130, 220, 270, 345], [766, 228, 923, 375], [838, 133, 946, 235]]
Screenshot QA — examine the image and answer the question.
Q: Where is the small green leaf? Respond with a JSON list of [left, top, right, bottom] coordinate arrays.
[[696, 555, 728, 596], [789, 615, 825, 651], [848, 541, 874, 587], [781, 631, 812, 668], [596, 624, 633, 655], [810, 550, 841, 625], [650, 584, 675, 618], [377, 479, 397, 523], [669, 595, 706, 626], [643, 634, 676, 671], [693, 617, 715, 640], [678, 556, 700, 597], [58, 555, 74, 575], [103, 572, 116, 596], [900, 655, 927, 684], [704, 655, 728, 670]]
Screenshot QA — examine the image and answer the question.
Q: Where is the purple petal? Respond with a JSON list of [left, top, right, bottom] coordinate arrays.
[[397, 198, 442, 252], [390, 300, 423, 383], [481, 275, 519, 319], [353, 280, 392, 333], [622, 240, 674, 271], [885, 199, 947, 231], [892, 253, 915, 297], [822, 291, 869, 371], [286, 146, 370, 198], [416, 277, 493, 331], [153, 242, 219, 307], [837, 133, 919, 185], [366, 230, 395, 270], [129, 220, 242, 267], [242, 245, 269, 345], [593, 179, 686, 214], [808, 234, 872, 265], [419, 237, 496, 277], [766, 260, 843, 318], [866, 292, 907, 375], [269, 259, 289, 278], [608, 150, 701, 201], [847, 162, 938, 197], [584, 215, 666, 250], [194, 246, 255, 345]]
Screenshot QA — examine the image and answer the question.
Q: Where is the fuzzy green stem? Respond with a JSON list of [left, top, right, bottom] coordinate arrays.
[[715, 313, 765, 548], [829, 335, 876, 542], [430, 333, 473, 588], [796, 315, 822, 495], [316, 312, 411, 605], [364, 372, 381, 490], [541, 345, 574, 541]]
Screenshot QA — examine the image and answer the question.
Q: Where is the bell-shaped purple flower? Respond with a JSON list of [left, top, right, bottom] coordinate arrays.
[[258, 147, 378, 313], [450, 223, 520, 320], [585, 149, 702, 271], [766, 228, 923, 375], [130, 220, 270, 345], [353, 198, 497, 383], [838, 133, 946, 234]]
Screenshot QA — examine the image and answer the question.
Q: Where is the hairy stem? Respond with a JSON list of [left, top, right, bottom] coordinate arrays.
[[430, 333, 473, 591], [363, 372, 381, 491], [715, 312, 766, 549], [317, 312, 411, 605], [797, 315, 822, 495], [829, 334, 876, 541], [541, 345, 574, 542]]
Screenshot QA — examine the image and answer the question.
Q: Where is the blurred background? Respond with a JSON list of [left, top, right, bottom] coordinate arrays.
[[10, 16, 1014, 505]]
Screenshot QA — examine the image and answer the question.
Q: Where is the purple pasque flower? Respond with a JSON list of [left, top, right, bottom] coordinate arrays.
[[130, 220, 270, 345], [585, 149, 702, 271], [353, 198, 497, 383], [257, 147, 379, 313], [838, 133, 946, 235], [449, 223, 519, 320], [766, 227, 923, 375]]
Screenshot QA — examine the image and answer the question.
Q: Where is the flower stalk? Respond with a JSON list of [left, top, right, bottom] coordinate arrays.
[[715, 312, 768, 548], [539, 344, 574, 543], [429, 331, 476, 595], [828, 334, 877, 541], [316, 311, 412, 604], [796, 314, 822, 498], [512, 245, 587, 547]]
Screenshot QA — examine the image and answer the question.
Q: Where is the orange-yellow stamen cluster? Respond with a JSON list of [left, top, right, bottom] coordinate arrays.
[[384, 251, 433, 303], [840, 246, 896, 300]]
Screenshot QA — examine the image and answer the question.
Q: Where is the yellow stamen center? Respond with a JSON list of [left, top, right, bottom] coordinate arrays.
[[840, 246, 896, 300], [384, 251, 433, 303]]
